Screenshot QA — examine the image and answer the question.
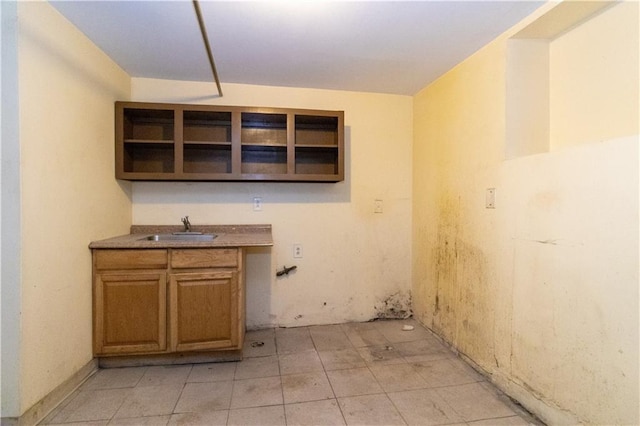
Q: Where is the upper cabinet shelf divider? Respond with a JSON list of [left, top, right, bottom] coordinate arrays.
[[115, 102, 344, 182]]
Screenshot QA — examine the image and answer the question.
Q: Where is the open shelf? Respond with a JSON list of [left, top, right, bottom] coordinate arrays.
[[241, 145, 287, 175], [123, 108, 174, 142], [123, 142, 174, 173], [184, 144, 232, 174], [295, 146, 339, 175], [241, 112, 287, 146], [120, 107, 174, 174], [184, 110, 231, 144], [295, 115, 339, 146]]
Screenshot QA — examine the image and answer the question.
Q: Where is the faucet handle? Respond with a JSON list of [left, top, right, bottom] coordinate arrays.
[[181, 216, 191, 231]]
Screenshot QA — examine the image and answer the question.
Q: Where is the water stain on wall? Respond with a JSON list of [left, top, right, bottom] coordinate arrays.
[[431, 194, 460, 342], [430, 193, 495, 365], [455, 239, 494, 363]]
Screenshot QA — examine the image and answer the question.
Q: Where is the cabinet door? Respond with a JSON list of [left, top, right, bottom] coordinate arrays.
[[169, 271, 239, 352], [94, 271, 167, 355]]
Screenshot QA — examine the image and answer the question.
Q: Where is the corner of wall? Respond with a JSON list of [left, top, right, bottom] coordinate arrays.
[[1, 0, 23, 418]]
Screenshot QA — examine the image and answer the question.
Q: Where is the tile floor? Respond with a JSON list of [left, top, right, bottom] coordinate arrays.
[[41, 319, 542, 426]]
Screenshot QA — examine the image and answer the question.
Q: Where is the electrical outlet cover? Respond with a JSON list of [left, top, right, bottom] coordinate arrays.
[[374, 199, 383, 213], [253, 197, 262, 211]]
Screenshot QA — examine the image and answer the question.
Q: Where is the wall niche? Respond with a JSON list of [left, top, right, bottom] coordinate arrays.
[[506, 1, 637, 158]]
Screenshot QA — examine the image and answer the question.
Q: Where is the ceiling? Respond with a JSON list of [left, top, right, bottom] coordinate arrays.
[[50, 0, 544, 96]]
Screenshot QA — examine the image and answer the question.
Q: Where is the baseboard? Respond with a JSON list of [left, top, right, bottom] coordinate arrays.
[[491, 370, 580, 425], [455, 345, 579, 423], [412, 318, 578, 425], [98, 349, 242, 368], [1, 358, 98, 426]]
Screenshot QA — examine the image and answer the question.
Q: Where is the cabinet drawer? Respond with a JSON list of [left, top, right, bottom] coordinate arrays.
[[171, 248, 238, 269], [95, 249, 168, 270]]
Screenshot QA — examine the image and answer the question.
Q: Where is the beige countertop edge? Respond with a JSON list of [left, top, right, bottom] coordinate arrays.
[[130, 224, 272, 234], [89, 224, 273, 249]]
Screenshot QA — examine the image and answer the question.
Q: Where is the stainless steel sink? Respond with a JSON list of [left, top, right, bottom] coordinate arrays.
[[142, 233, 217, 242]]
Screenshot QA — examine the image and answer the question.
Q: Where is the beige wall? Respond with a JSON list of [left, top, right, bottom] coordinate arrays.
[[549, 2, 639, 150], [6, 0, 637, 423], [15, 1, 131, 414], [130, 79, 413, 328], [413, 2, 639, 425]]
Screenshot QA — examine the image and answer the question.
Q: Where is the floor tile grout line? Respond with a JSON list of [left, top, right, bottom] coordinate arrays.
[[228, 373, 239, 415], [106, 384, 131, 424], [277, 364, 286, 411], [244, 331, 283, 416], [364, 361, 411, 425], [384, 387, 410, 426], [43, 321, 539, 425], [313, 329, 374, 426], [338, 323, 480, 425], [168, 380, 189, 419], [281, 399, 288, 426], [223, 406, 230, 425], [132, 365, 149, 388], [347, 331, 402, 424], [318, 348, 349, 426]]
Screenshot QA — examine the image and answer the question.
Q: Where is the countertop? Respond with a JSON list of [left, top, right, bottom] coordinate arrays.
[[89, 224, 273, 249]]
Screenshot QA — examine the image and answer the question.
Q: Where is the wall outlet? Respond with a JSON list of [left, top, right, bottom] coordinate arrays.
[[253, 197, 262, 211], [486, 188, 496, 209], [293, 243, 303, 258], [374, 199, 383, 213]]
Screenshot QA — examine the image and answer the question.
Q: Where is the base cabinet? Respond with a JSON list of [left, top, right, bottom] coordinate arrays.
[[92, 248, 245, 358]]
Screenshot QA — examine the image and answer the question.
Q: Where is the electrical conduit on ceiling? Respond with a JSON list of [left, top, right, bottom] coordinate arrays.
[[193, 0, 223, 97]]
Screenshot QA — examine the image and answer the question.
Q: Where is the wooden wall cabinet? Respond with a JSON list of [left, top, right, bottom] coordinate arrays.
[[116, 102, 344, 182], [93, 248, 245, 357]]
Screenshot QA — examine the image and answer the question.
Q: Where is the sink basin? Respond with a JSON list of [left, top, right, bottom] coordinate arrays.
[[143, 233, 217, 242]]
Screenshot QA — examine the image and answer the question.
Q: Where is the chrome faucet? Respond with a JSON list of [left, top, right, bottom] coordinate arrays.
[[181, 216, 191, 232]]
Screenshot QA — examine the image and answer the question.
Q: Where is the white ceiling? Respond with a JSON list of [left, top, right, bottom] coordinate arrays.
[[50, 0, 544, 96]]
